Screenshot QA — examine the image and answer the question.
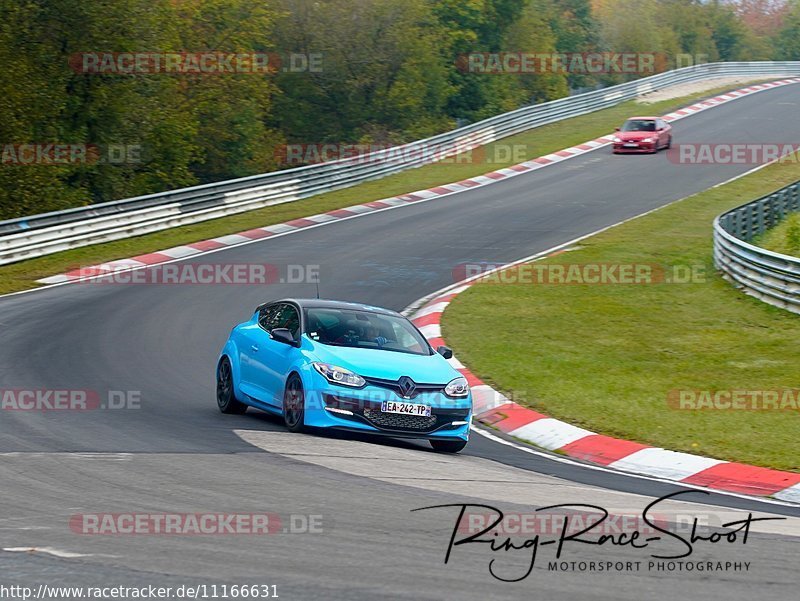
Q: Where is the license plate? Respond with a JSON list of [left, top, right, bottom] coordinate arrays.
[[623, 143, 638, 148], [381, 401, 431, 417]]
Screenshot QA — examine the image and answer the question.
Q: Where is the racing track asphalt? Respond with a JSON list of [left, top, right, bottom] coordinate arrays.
[[0, 82, 799, 600]]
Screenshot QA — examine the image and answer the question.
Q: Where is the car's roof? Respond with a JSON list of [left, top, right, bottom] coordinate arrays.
[[259, 298, 402, 317], [626, 116, 658, 120]]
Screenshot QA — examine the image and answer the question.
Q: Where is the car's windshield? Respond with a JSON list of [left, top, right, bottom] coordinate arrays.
[[304, 308, 432, 356], [621, 119, 656, 132]]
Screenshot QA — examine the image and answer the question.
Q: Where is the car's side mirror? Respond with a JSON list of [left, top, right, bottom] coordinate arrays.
[[437, 345, 453, 360], [271, 328, 298, 347], [614, 127, 620, 131]]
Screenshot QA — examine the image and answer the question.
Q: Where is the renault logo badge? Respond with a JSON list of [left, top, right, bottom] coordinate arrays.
[[398, 376, 416, 398]]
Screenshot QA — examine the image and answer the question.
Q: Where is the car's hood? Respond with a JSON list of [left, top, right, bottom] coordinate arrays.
[[617, 131, 656, 141], [307, 340, 459, 384]]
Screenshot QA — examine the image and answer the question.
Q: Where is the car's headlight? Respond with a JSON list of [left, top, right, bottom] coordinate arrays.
[[642, 138, 653, 143], [312, 362, 366, 388], [445, 377, 469, 397], [613, 137, 622, 143]]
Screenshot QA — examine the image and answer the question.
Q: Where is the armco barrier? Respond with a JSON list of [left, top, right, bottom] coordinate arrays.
[[3, 61, 800, 265], [714, 180, 800, 313]]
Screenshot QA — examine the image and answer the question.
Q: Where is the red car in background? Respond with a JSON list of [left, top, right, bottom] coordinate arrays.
[[612, 116, 672, 154]]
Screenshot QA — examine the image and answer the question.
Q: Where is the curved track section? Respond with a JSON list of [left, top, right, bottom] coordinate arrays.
[[2, 83, 800, 599]]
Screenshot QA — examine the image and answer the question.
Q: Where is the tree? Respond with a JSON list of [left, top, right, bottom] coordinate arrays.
[[775, 0, 800, 59], [171, 0, 281, 180], [507, 0, 570, 101], [271, 0, 454, 143], [0, 0, 87, 218]]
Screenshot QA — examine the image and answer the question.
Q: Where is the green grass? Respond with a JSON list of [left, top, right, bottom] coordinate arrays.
[[0, 80, 773, 295], [755, 212, 800, 255], [443, 155, 800, 472]]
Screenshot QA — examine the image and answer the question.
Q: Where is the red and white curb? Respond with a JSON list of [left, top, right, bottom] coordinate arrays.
[[37, 77, 800, 286], [409, 265, 800, 505]]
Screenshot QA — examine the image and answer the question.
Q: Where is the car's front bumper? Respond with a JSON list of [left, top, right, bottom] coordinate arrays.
[[302, 373, 471, 441], [613, 141, 656, 153]]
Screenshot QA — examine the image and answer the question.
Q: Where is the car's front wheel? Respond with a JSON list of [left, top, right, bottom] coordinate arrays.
[[217, 357, 247, 414], [283, 374, 306, 433], [430, 439, 467, 453]]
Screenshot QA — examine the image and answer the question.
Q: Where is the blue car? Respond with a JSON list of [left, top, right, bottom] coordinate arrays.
[[216, 299, 472, 452]]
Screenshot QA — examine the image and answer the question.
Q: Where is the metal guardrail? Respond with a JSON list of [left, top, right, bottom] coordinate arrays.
[[714, 181, 800, 314], [3, 61, 800, 265]]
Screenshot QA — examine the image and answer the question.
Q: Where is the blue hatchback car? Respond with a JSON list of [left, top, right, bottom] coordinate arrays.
[[217, 299, 472, 452]]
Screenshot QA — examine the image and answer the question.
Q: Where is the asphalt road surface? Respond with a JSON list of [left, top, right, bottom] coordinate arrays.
[[1, 82, 799, 600]]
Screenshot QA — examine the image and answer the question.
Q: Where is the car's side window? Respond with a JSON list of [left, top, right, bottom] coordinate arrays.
[[258, 304, 281, 331], [273, 304, 301, 338]]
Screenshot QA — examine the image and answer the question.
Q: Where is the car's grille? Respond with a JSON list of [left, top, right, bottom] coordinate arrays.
[[362, 407, 438, 431], [362, 376, 445, 399], [325, 394, 469, 434]]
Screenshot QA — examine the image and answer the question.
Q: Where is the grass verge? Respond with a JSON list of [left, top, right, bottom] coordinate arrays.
[[443, 155, 800, 472], [0, 80, 775, 295], [755, 212, 800, 255]]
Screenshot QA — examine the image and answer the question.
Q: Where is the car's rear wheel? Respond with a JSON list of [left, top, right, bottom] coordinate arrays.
[[217, 357, 247, 414], [283, 374, 306, 433], [666, 135, 672, 149], [430, 439, 467, 453]]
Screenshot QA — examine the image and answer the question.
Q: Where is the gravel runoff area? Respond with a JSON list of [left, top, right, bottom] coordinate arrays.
[[637, 76, 775, 103]]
